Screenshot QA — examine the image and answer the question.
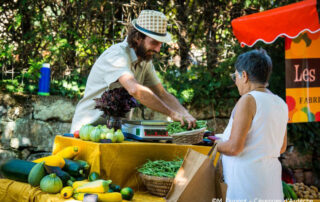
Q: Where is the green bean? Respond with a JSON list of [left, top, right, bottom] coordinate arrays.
[[137, 158, 183, 178], [166, 120, 207, 135]]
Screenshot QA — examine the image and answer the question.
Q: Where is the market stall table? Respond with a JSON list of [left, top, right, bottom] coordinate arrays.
[[0, 135, 212, 201]]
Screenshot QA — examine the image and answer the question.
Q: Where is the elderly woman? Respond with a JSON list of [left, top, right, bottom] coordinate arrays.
[[217, 49, 288, 200]]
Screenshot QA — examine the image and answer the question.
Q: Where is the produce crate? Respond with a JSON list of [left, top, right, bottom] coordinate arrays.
[[171, 128, 206, 145], [139, 173, 174, 197]]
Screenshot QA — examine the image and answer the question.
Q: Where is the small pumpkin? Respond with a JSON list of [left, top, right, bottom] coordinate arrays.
[[60, 186, 73, 199], [90, 127, 103, 142], [28, 161, 46, 187], [79, 124, 94, 140], [40, 173, 63, 194]]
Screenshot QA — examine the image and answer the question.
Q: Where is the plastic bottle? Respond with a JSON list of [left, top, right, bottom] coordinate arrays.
[[38, 63, 51, 96]]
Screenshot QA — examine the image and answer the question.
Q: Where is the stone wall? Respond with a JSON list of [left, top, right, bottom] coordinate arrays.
[[0, 92, 230, 170], [0, 93, 78, 172]]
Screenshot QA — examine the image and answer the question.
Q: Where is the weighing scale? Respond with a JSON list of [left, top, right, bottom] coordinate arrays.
[[122, 120, 172, 141]]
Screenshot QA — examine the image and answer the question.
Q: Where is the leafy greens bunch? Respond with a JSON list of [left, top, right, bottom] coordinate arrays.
[[94, 87, 139, 118], [138, 158, 183, 178], [167, 120, 207, 135]]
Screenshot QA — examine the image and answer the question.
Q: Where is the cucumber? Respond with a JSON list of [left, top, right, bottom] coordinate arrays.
[[44, 165, 71, 186], [63, 159, 84, 177], [0, 159, 36, 182]]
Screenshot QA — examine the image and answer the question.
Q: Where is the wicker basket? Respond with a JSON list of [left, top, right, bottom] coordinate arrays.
[[171, 127, 206, 145], [139, 173, 174, 197]]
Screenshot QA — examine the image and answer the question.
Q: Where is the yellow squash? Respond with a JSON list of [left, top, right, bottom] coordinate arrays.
[[72, 180, 90, 189], [33, 155, 65, 168], [60, 186, 73, 199], [73, 193, 85, 201], [97, 192, 122, 202], [55, 146, 79, 159], [74, 179, 112, 193]]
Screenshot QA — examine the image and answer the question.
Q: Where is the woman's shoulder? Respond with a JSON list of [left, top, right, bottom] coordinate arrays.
[[235, 94, 257, 116]]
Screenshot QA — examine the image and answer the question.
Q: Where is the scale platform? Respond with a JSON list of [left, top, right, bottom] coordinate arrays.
[[122, 120, 172, 141]]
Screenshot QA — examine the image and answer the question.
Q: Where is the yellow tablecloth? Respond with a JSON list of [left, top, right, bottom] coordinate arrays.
[[0, 135, 212, 202], [52, 136, 211, 190], [0, 179, 166, 202]]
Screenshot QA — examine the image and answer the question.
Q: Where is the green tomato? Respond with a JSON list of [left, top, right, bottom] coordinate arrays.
[[106, 132, 117, 143], [114, 129, 124, 143]]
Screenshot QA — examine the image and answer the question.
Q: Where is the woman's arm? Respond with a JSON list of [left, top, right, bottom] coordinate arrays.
[[217, 94, 256, 156], [280, 130, 287, 154]]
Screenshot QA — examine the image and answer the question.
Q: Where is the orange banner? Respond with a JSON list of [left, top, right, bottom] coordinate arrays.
[[285, 31, 320, 123]]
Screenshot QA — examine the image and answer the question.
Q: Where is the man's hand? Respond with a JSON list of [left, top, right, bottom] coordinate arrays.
[[169, 111, 184, 125], [183, 113, 196, 129], [170, 112, 196, 129], [149, 84, 197, 129]]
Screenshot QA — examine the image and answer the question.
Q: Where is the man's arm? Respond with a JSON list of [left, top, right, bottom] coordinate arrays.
[[149, 83, 196, 128], [119, 73, 184, 124]]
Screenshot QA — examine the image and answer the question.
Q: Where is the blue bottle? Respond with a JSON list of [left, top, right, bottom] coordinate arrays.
[[38, 63, 51, 96]]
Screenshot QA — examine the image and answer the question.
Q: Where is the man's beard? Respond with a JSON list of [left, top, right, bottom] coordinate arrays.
[[136, 41, 157, 62]]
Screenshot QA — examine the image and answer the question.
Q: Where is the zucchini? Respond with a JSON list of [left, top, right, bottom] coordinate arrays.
[[72, 180, 90, 189], [75, 175, 86, 181], [109, 184, 121, 192], [1, 159, 36, 182], [55, 146, 79, 159], [28, 161, 46, 186], [44, 165, 71, 186], [70, 176, 76, 182], [97, 192, 122, 202], [63, 159, 84, 177], [73, 193, 85, 201], [75, 160, 90, 170], [33, 155, 65, 168], [74, 179, 112, 193], [60, 186, 74, 199]]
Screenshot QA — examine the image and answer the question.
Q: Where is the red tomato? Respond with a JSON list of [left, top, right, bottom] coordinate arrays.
[[74, 130, 80, 138]]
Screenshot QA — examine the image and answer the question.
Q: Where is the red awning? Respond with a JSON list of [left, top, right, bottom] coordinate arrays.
[[231, 0, 320, 47]]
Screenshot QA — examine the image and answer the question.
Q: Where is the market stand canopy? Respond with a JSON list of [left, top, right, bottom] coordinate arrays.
[[231, 0, 320, 47]]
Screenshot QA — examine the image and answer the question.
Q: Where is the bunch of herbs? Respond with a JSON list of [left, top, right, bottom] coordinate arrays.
[[94, 87, 139, 118]]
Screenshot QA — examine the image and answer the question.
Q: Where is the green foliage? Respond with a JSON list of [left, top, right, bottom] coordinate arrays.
[[288, 122, 320, 175]]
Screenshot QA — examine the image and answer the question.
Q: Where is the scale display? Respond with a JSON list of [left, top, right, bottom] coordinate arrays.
[[122, 120, 172, 141], [144, 129, 168, 136]]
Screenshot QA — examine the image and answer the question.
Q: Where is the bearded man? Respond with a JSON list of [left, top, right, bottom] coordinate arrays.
[[70, 10, 196, 133]]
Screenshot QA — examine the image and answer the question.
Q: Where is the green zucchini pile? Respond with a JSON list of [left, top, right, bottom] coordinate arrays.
[[0, 147, 133, 201]]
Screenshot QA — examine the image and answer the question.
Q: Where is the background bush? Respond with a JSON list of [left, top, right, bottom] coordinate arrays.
[[1, 0, 319, 175]]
